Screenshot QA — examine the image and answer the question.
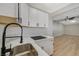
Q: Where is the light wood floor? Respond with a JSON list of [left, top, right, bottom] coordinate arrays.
[[53, 35, 79, 56]]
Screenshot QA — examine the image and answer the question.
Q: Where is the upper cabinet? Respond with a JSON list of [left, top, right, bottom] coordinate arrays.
[[29, 7, 48, 27], [0, 3, 48, 27], [37, 10, 48, 27], [29, 7, 38, 27], [19, 4, 48, 27], [19, 3, 29, 26]]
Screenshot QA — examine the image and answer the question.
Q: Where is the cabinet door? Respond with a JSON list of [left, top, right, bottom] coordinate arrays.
[[20, 3, 29, 26], [37, 10, 44, 27], [29, 7, 48, 27], [35, 39, 53, 55], [29, 7, 39, 27], [43, 13, 48, 27], [37, 10, 48, 27]]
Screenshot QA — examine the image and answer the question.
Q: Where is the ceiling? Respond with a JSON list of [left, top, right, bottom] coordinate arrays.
[[29, 3, 70, 13]]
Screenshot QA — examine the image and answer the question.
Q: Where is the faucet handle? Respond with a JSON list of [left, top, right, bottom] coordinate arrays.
[[4, 44, 12, 53]]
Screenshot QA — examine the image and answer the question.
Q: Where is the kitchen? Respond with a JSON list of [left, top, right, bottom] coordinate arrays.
[[0, 3, 54, 56], [0, 3, 79, 56]]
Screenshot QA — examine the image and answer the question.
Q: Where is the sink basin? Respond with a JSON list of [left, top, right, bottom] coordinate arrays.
[[10, 43, 38, 56]]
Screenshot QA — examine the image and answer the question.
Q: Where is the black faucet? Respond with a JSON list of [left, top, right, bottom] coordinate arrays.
[[1, 23, 23, 56]]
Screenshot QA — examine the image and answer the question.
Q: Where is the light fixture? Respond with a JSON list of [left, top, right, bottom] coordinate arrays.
[[70, 20, 76, 23], [60, 20, 77, 25]]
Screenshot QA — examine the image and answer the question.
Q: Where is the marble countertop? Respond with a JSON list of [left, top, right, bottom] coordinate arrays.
[[6, 36, 49, 56]]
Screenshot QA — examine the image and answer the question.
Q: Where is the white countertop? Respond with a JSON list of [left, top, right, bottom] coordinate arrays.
[[6, 37, 49, 56]]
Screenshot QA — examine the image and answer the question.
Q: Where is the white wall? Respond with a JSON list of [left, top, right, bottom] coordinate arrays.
[[46, 14, 53, 36], [0, 3, 17, 17], [52, 5, 79, 37], [52, 21, 79, 37], [53, 21, 79, 37], [53, 21, 64, 37], [64, 24, 79, 36]]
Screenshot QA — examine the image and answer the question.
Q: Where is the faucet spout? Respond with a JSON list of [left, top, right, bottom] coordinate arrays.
[[1, 23, 23, 56]]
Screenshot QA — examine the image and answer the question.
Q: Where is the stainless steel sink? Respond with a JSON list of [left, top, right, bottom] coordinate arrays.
[[10, 43, 38, 56]]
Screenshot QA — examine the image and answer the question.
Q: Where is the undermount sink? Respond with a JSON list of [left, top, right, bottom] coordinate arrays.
[[10, 43, 38, 56]]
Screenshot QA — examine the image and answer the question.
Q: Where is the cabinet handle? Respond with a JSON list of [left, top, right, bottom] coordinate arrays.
[[18, 17, 22, 23], [41, 47, 44, 49], [36, 23, 39, 27], [28, 20, 30, 26], [44, 24, 46, 27]]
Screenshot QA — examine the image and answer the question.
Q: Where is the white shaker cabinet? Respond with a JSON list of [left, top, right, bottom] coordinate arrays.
[[29, 7, 48, 27], [19, 3, 29, 26], [18, 4, 48, 27], [37, 10, 48, 27], [29, 7, 39, 27]]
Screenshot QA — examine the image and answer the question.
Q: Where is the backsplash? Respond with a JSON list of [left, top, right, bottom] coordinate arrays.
[[0, 25, 48, 42]]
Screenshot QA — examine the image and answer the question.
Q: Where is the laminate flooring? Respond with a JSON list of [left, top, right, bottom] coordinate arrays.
[[53, 35, 79, 56]]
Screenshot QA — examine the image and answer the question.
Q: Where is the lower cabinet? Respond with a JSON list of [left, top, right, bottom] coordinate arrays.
[[35, 38, 54, 55]]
